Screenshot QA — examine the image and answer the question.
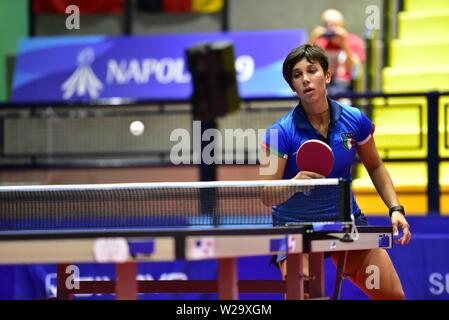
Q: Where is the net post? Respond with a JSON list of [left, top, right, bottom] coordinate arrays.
[[338, 179, 352, 222], [338, 179, 353, 241]]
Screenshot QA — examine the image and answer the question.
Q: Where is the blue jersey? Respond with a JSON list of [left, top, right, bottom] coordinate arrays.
[[263, 98, 375, 224]]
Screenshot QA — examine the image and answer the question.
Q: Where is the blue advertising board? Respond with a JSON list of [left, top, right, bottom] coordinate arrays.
[[12, 30, 307, 102]]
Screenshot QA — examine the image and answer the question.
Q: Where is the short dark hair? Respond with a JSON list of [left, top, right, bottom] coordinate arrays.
[[282, 44, 329, 90]]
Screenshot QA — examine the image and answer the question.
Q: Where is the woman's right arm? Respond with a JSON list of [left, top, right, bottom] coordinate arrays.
[[260, 147, 287, 181], [260, 148, 323, 205]]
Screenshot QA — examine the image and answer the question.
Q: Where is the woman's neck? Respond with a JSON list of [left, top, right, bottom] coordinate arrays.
[[302, 98, 331, 126]]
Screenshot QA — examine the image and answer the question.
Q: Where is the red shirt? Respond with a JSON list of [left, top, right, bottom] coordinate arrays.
[[314, 33, 366, 83]]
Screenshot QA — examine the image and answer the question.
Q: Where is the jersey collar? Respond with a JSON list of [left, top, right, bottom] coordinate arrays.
[[292, 98, 342, 130]]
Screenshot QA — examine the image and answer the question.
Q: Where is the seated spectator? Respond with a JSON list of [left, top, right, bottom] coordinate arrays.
[[310, 8, 366, 96]]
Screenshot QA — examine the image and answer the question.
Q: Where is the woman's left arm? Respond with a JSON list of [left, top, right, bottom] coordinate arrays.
[[357, 136, 411, 245]]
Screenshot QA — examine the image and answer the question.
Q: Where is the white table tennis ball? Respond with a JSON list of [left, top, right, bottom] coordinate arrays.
[[130, 120, 144, 136]]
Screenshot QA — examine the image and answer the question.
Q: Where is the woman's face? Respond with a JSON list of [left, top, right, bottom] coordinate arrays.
[[291, 58, 331, 105]]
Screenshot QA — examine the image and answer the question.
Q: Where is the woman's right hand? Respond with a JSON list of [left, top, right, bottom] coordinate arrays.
[[292, 171, 324, 194], [293, 170, 324, 179]]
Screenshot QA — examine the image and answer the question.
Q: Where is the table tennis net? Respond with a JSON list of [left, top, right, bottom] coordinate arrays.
[[0, 179, 351, 231]]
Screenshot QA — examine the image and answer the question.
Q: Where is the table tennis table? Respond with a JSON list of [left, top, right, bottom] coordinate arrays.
[[0, 224, 393, 300]]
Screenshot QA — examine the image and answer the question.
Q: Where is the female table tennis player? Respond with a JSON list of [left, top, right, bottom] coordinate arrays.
[[261, 44, 411, 299]]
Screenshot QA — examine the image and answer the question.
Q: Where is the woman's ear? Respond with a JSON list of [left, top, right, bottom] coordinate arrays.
[[325, 71, 332, 84]]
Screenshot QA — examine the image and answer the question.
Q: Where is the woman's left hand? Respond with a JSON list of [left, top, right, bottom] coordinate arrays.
[[391, 212, 411, 245]]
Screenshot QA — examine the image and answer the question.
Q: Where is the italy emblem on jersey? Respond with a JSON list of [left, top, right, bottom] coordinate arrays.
[[341, 132, 355, 150]]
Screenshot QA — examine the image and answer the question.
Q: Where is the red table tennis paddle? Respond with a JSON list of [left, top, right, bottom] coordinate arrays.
[[296, 139, 334, 177]]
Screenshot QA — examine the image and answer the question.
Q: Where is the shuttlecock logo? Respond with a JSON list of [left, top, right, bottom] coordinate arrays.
[[61, 48, 104, 99]]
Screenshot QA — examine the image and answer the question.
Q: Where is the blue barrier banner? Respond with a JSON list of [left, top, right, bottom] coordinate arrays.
[[1, 261, 221, 300], [12, 30, 307, 102], [0, 259, 281, 300]]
